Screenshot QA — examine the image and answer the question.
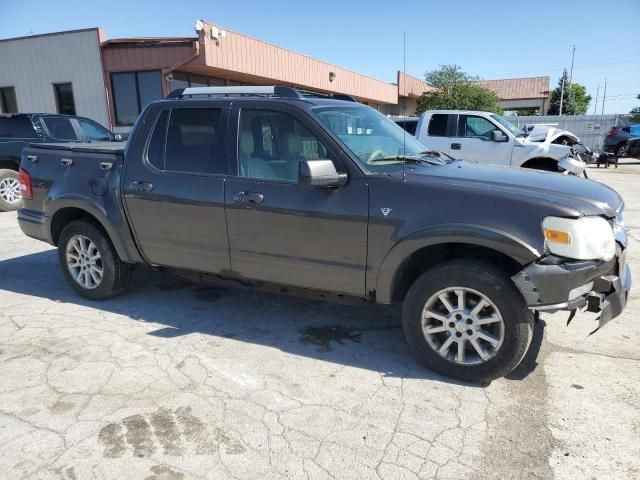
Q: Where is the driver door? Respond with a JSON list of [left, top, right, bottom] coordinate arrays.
[[453, 115, 512, 166], [224, 103, 369, 296]]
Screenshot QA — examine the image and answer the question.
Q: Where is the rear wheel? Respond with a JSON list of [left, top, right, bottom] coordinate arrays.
[[402, 260, 533, 382], [0, 169, 22, 212], [58, 220, 131, 300]]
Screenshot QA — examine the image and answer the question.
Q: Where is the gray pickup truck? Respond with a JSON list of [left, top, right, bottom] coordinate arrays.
[[17, 86, 631, 382]]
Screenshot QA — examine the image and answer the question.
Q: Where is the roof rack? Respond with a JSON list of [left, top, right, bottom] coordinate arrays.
[[166, 86, 358, 102]]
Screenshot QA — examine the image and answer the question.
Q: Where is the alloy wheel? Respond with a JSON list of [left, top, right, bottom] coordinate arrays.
[[66, 235, 104, 289], [0, 177, 21, 205], [421, 287, 505, 366]]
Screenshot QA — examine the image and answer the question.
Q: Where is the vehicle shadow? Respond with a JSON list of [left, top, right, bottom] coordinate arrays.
[[0, 250, 542, 386]]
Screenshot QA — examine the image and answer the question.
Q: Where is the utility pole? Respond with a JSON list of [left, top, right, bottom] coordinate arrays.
[[569, 45, 575, 84], [593, 84, 599, 115], [601, 79, 607, 115], [559, 75, 565, 116]]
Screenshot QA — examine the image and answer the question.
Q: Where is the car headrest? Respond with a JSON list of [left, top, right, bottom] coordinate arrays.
[[239, 131, 254, 157]]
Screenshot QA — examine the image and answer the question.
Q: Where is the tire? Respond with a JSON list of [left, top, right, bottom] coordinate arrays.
[[402, 259, 533, 382], [0, 169, 22, 212], [616, 143, 628, 158], [58, 220, 131, 300]]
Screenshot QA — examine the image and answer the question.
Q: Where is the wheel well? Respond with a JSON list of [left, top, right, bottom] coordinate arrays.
[[50, 207, 108, 246], [520, 157, 558, 172], [390, 243, 524, 303], [0, 160, 19, 171]]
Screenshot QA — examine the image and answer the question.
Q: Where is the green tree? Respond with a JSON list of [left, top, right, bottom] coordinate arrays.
[[548, 69, 579, 115], [630, 94, 640, 123], [571, 83, 592, 115], [417, 65, 502, 114]]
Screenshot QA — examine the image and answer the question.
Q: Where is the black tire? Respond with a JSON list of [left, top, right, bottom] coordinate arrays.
[[616, 143, 628, 158], [58, 220, 131, 300], [402, 259, 533, 382], [0, 169, 22, 212]]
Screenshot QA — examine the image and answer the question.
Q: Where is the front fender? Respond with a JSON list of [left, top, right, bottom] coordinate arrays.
[[47, 194, 143, 264], [374, 224, 542, 304]]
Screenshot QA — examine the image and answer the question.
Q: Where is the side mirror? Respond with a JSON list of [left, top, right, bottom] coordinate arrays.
[[299, 159, 347, 187], [492, 130, 508, 142], [113, 133, 124, 142]]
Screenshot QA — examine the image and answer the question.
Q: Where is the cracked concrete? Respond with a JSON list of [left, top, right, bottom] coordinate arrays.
[[1, 161, 639, 479]]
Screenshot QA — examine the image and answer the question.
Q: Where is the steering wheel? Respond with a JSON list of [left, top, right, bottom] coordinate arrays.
[[366, 149, 385, 163]]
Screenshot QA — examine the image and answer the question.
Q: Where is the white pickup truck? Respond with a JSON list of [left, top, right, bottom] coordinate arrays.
[[414, 110, 586, 175]]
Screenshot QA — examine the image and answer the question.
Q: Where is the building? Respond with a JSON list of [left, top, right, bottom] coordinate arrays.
[[0, 21, 551, 132], [0, 28, 111, 128], [474, 77, 551, 115]]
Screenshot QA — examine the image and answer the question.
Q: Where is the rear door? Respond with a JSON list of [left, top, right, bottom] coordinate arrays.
[[418, 113, 452, 155], [122, 104, 231, 273], [452, 114, 512, 165], [223, 102, 369, 296]]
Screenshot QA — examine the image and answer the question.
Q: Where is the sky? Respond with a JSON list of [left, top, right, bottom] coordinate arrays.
[[1, 0, 639, 114]]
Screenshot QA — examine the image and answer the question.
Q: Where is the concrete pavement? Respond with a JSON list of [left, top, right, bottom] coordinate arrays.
[[0, 161, 638, 479]]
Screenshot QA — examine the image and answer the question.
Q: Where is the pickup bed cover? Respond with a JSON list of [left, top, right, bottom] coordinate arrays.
[[31, 142, 125, 155]]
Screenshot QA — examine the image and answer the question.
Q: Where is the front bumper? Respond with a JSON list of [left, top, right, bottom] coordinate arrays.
[[512, 249, 631, 327], [558, 155, 587, 176]]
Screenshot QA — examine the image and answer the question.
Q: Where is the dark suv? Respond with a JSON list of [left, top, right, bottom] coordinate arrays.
[[17, 86, 631, 381], [603, 124, 640, 157], [0, 113, 121, 211]]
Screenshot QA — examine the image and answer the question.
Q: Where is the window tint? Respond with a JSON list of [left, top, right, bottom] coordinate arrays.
[[238, 109, 329, 182], [0, 87, 18, 113], [53, 83, 76, 115], [397, 120, 418, 135], [165, 108, 222, 174], [0, 117, 36, 138], [78, 118, 111, 141], [458, 115, 499, 140], [427, 114, 448, 136], [111, 71, 163, 126], [43, 117, 77, 140], [147, 110, 169, 170]]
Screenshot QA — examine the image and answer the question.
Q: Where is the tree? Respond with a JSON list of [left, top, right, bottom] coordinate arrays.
[[630, 94, 640, 123], [571, 83, 592, 115], [417, 65, 502, 114], [548, 69, 579, 115]]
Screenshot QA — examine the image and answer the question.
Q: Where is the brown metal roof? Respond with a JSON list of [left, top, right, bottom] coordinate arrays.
[[474, 76, 550, 100]]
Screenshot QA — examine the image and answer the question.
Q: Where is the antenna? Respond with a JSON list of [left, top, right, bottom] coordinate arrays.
[[402, 31, 407, 182]]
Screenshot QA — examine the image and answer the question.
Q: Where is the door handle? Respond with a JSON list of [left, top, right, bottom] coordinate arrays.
[[451, 143, 461, 150], [233, 191, 264, 204], [129, 181, 153, 192]]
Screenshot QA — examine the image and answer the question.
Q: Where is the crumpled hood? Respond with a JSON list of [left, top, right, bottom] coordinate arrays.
[[526, 125, 580, 144], [407, 161, 622, 217]]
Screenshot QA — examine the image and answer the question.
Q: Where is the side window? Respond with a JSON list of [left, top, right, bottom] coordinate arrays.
[[621, 127, 630, 133], [0, 117, 36, 138], [238, 109, 329, 182], [147, 110, 169, 170], [42, 117, 78, 140], [77, 118, 111, 141], [164, 108, 223, 174], [458, 115, 499, 140], [427, 114, 448, 136]]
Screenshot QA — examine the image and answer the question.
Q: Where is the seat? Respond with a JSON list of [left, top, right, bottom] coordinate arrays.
[[238, 131, 278, 180]]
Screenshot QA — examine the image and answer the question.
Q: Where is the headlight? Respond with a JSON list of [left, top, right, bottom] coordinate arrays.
[[542, 216, 616, 261]]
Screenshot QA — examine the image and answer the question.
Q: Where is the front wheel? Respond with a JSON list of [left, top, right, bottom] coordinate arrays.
[[402, 260, 533, 382], [58, 220, 131, 300]]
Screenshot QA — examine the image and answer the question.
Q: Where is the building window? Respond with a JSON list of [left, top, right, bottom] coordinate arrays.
[[111, 70, 163, 126], [0, 87, 18, 113], [53, 83, 76, 115], [168, 72, 226, 94]]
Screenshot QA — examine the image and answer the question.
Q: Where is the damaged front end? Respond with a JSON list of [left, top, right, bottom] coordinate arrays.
[[511, 226, 631, 329]]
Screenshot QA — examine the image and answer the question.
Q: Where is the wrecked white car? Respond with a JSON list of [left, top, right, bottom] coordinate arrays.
[[415, 111, 587, 175]]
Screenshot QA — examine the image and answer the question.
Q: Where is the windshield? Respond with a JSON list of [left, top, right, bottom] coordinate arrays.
[[313, 106, 447, 170], [490, 114, 525, 137]]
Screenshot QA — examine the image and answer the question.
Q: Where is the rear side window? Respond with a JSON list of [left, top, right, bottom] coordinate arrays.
[[0, 117, 36, 138], [146, 108, 224, 175], [42, 117, 78, 140], [427, 114, 448, 136]]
